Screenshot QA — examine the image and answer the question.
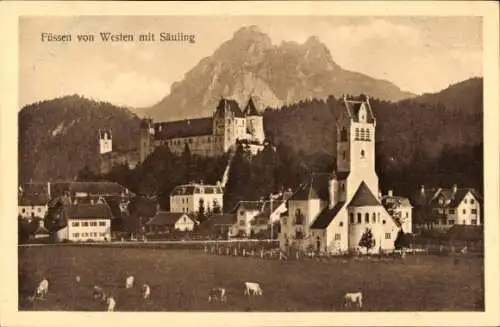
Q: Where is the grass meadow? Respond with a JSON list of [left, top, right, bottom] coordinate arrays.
[[18, 245, 484, 312]]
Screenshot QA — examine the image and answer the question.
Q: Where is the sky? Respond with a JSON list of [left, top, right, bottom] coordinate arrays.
[[19, 16, 482, 108]]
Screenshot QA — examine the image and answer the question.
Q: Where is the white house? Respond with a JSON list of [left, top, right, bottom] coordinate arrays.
[[415, 185, 482, 228], [146, 212, 196, 232], [231, 201, 262, 236], [381, 190, 413, 233], [62, 203, 113, 242], [170, 182, 223, 214], [18, 182, 51, 228], [279, 95, 400, 254]]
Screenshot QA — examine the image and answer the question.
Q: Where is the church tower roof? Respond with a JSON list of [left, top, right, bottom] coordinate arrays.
[[243, 97, 260, 116], [342, 95, 375, 123]]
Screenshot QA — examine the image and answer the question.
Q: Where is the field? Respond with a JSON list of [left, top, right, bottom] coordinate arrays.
[[18, 245, 484, 311]]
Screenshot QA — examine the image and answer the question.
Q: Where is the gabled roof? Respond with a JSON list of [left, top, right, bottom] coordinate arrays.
[[381, 195, 412, 208], [67, 203, 113, 220], [146, 212, 191, 226], [215, 98, 244, 118], [348, 182, 382, 207], [154, 117, 213, 140], [243, 97, 260, 116], [231, 201, 262, 213], [50, 181, 131, 197], [448, 189, 480, 207], [19, 194, 49, 206], [170, 183, 223, 196], [342, 97, 375, 123], [414, 187, 482, 209], [289, 173, 331, 201], [310, 202, 345, 229]]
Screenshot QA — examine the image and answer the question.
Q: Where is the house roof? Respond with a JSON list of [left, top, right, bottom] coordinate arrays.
[[310, 201, 346, 229], [154, 117, 213, 140], [231, 201, 262, 213], [50, 181, 131, 197], [170, 183, 223, 196], [146, 212, 191, 226], [215, 98, 244, 118], [343, 97, 375, 123], [67, 203, 113, 220], [19, 194, 49, 206], [243, 97, 260, 116], [413, 187, 482, 209], [448, 189, 480, 207], [289, 173, 331, 201], [348, 182, 382, 207], [381, 195, 412, 208]]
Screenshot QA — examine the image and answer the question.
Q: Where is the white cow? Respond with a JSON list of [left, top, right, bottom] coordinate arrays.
[[106, 296, 116, 311], [208, 287, 227, 303], [125, 276, 134, 289], [460, 246, 468, 255], [75, 275, 81, 283], [244, 282, 263, 296], [142, 284, 151, 301], [344, 292, 363, 309]]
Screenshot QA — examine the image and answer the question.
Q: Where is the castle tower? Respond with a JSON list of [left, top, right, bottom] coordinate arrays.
[[336, 95, 379, 201], [98, 129, 112, 154], [139, 118, 155, 163], [213, 97, 245, 153], [243, 97, 265, 144]]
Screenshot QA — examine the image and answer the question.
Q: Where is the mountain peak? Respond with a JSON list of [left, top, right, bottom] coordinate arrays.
[[305, 35, 321, 45]]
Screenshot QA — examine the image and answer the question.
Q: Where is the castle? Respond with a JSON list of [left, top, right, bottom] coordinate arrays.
[[139, 97, 266, 162], [279, 95, 402, 253], [98, 97, 266, 174]]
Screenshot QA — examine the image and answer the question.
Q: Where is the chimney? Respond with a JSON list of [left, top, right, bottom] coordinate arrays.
[[452, 184, 458, 194], [388, 190, 393, 197]]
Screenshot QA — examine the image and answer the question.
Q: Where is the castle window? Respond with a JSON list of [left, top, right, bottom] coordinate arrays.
[[365, 213, 369, 223], [471, 199, 475, 204], [342, 151, 346, 160], [385, 233, 391, 240], [349, 213, 354, 224], [355, 128, 360, 141], [361, 150, 365, 158], [372, 213, 376, 223], [472, 209, 477, 214], [341, 183, 345, 192], [357, 213, 362, 224]]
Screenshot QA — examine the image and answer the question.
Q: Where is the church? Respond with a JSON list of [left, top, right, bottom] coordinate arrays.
[[279, 95, 401, 254]]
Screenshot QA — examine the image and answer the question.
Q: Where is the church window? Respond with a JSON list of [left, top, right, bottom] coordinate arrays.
[[372, 213, 376, 223], [360, 128, 365, 140], [365, 213, 369, 223], [349, 213, 354, 224], [355, 128, 360, 141], [382, 219, 386, 225], [340, 127, 348, 142], [361, 150, 365, 158], [335, 233, 341, 241], [339, 221, 344, 227], [385, 233, 391, 240], [357, 213, 362, 224], [366, 129, 371, 141]]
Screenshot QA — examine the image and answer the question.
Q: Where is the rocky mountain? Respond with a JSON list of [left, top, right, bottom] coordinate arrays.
[[147, 25, 414, 121], [18, 95, 141, 183]]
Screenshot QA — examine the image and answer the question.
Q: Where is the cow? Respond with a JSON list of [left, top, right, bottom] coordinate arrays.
[[344, 292, 363, 309], [30, 278, 49, 301], [125, 276, 134, 289], [244, 282, 263, 296], [460, 246, 468, 255], [142, 284, 151, 301], [208, 287, 227, 303], [93, 286, 107, 302], [75, 275, 81, 283], [106, 296, 116, 311]]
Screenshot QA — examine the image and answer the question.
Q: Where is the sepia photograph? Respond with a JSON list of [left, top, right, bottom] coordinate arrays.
[[1, 1, 499, 327]]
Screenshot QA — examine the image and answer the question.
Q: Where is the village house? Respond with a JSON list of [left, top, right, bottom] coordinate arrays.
[[49, 181, 133, 203], [139, 97, 266, 163], [380, 190, 413, 233], [170, 182, 223, 214], [18, 182, 52, 229], [279, 95, 402, 254], [56, 203, 113, 242], [146, 212, 197, 233], [231, 201, 262, 236], [413, 185, 482, 228], [201, 213, 238, 239]]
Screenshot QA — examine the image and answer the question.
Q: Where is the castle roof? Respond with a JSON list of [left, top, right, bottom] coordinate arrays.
[[243, 97, 260, 116], [215, 98, 245, 118], [66, 203, 113, 220], [98, 129, 112, 139], [289, 173, 331, 201], [310, 201, 345, 229], [348, 181, 382, 207], [154, 117, 213, 140], [343, 97, 375, 123]]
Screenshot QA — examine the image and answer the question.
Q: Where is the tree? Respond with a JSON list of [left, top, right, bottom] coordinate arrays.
[[76, 164, 98, 181], [197, 199, 206, 223], [394, 229, 411, 250], [212, 200, 222, 214], [358, 228, 376, 253]]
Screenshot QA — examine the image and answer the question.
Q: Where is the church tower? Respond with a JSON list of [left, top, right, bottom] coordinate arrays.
[[336, 95, 379, 201], [98, 129, 112, 154]]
